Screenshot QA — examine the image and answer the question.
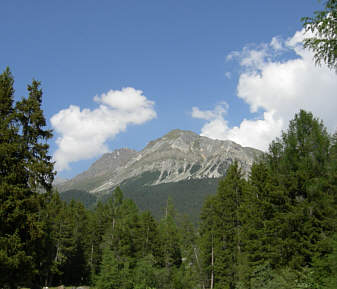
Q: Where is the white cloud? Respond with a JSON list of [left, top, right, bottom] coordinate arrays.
[[193, 29, 337, 151], [51, 87, 156, 171], [192, 103, 228, 120]]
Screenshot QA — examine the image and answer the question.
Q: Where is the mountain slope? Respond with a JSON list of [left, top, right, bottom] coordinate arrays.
[[57, 148, 138, 192], [57, 129, 262, 194], [60, 178, 220, 223]]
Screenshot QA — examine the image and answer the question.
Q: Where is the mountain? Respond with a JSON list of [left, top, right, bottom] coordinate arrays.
[[57, 129, 262, 194], [57, 148, 138, 192], [57, 130, 262, 221]]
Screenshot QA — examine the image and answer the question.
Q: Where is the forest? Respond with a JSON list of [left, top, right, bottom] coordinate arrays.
[[1, 63, 337, 289]]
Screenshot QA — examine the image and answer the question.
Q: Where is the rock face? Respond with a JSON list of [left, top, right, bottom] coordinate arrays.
[[57, 129, 261, 193], [57, 148, 138, 192], [71, 148, 138, 180]]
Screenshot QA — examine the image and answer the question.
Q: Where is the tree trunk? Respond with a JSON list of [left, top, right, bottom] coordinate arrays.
[[211, 233, 214, 289]]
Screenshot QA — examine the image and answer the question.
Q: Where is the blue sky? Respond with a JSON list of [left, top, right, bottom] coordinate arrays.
[[2, 0, 336, 178]]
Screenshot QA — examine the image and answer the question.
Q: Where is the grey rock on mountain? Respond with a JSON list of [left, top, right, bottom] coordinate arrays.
[[57, 148, 137, 192], [57, 129, 262, 193], [72, 148, 138, 180]]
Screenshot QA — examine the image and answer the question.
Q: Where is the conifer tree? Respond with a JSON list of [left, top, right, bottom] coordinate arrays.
[[48, 197, 77, 285], [61, 200, 90, 285], [264, 110, 334, 269], [175, 214, 200, 289], [95, 248, 130, 289], [87, 200, 109, 279], [200, 161, 248, 289], [15, 79, 54, 191], [199, 194, 218, 289], [158, 198, 182, 270], [0, 68, 54, 288], [139, 210, 161, 259]]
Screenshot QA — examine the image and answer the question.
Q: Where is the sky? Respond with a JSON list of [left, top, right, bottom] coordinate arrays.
[[1, 0, 336, 178]]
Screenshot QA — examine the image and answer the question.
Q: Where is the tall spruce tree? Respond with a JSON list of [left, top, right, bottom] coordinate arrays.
[[0, 68, 54, 288]]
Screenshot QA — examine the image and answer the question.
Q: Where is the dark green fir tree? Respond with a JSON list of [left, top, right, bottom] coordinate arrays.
[[0, 68, 54, 288]]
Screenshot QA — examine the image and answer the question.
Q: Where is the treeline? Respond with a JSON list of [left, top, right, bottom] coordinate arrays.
[[1, 67, 337, 289]]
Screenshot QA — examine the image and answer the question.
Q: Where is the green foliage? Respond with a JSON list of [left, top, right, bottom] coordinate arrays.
[[60, 189, 97, 209], [37, 192, 91, 286], [95, 248, 132, 289], [120, 176, 220, 223], [0, 68, 54, 288], [59, 174, 220, 224], [132, 255, 159, 289], [302, 0, 337, 72], [311, 233, 337, 288], [94, 191, 197, 289], [247, 265, 316, 289], [158, 198, 182, 269], [199, 110, 337, 289], [264, 110, 334, 269], [200, 162, 249, 288]]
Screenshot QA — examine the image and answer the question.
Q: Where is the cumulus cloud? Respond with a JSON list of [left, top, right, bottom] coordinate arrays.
[[193, 29, 337, 151], [51, 87, 156, 171]]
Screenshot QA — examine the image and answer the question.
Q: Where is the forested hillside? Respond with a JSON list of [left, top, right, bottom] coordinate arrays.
[[60, 177, 220, 223]]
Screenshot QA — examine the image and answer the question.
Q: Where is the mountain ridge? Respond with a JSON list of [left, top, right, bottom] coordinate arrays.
[[56, 129, 262, 193]]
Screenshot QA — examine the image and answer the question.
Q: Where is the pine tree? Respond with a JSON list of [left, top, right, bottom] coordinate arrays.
[[138, 210, 161, 259], [0, 68, 54, 288], [95, 248, 129, 289], [158, 198, 182, 270], [61, 200, 90, 285]]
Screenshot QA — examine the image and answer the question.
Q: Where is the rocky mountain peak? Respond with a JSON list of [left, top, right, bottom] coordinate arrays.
[[88, 148, 138, 176], [57, 148, 138, 191], [57, 129, 262, 193]]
